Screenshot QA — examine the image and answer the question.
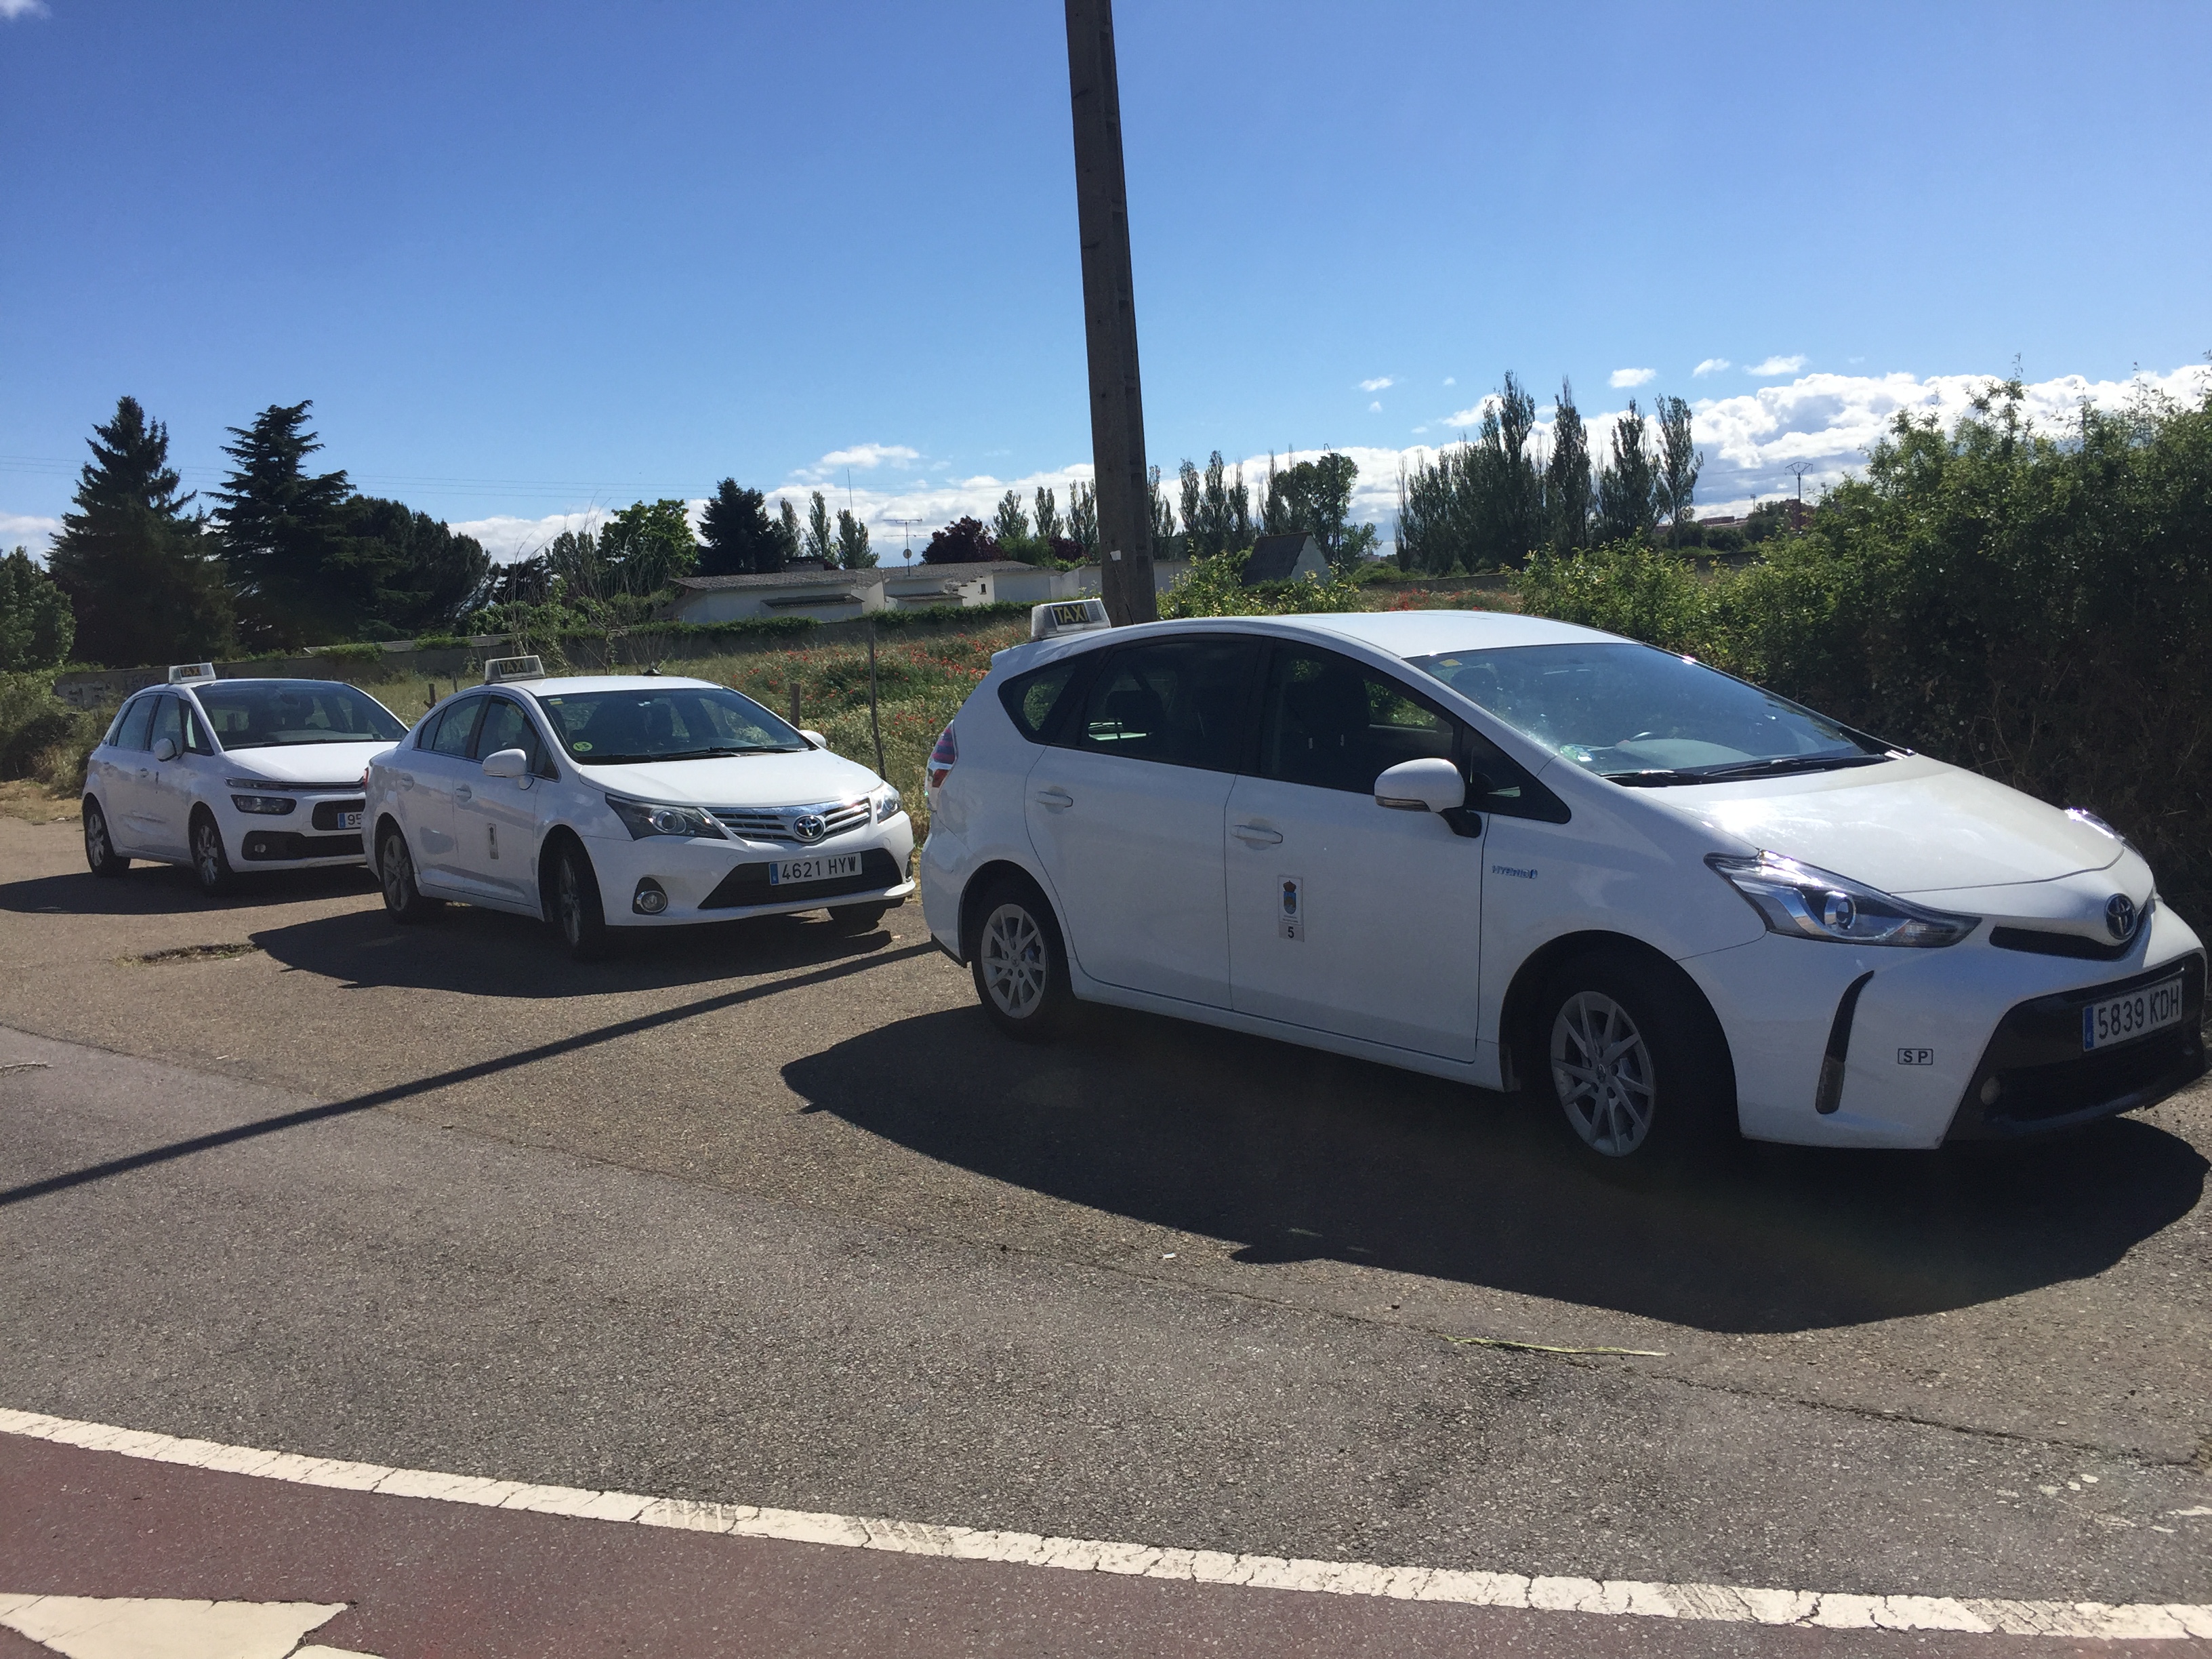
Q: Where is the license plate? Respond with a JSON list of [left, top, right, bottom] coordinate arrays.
[[2082, 976, 2186, 1051], [340, 811, 361, 830], [769, 853, 862, 886]]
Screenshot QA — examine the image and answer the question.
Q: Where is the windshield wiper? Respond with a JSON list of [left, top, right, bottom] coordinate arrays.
[[575, 745, 796, 764], [1605, 754, 1893, 787]]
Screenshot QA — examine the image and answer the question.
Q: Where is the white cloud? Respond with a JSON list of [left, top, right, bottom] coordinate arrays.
[[794, 443, 921, 482], [1693, 358, 1731, 377], [1442, 394, 1501, 428], [1359, 376, 1395, 392], [1, 512, 61, 552], [1609, 367, 1656, 389], [1441, 377, 1456, 387], [1, 0, 50, 19], [1747, 355, 1806, 377], [1368, 401, 1382, 413]]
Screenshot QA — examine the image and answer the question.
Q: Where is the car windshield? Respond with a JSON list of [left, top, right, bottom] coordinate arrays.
[[196, 682, 407, 750], [537, 685, 805, 764], [1405, 641, 1889, 783]]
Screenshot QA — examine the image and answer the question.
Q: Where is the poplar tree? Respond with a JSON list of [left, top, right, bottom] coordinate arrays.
[[1595, 401, 1658, 543], [836, 509, 876, 568], [0, 547, 76, 670], [47, 396, 234, 665], [1655, 396, 1704, 544], [1068, 482, 1099, 558], [1546, 380, 1594, 550], [803, 492, 836, 565], [1033, 487, 1063, 545], [993, 490, 1031, 546]]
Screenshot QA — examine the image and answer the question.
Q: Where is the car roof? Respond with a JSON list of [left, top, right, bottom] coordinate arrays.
[[505, 676, 723, 697], [1002, 609, 1612, 670]]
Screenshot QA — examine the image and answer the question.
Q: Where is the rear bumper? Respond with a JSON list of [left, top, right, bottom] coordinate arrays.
[[1944, 953, 2207, 1141]]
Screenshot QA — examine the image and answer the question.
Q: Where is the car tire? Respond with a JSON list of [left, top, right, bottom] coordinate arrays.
[[1538, 949, 1733, 1176], [83, 797, 129, 878], [550, 838, 611, 962], [190, 809, 237, 898], [377, 824, 443, 924], [826, 901, 892, 935], [970, 876, 1075, 1042]]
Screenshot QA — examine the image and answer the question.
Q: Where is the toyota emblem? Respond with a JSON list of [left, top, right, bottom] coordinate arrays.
[[793, 813, 828, 844], [2105, 893, 2137, 941]]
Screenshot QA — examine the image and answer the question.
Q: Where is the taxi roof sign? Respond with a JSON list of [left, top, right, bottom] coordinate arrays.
[[167, 663, 218, 684], [1030, 598, 1111, 642], [483, 655, 546, 684]]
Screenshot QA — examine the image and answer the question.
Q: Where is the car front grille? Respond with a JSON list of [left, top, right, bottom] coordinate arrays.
[[1946, 953, 2206, 1141], [310, 798, 367, 830], [710, 798, 873, 844], [701, 848, 905, 909]]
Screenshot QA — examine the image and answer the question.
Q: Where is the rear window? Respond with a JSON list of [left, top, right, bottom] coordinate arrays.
[[998, 659, 1085, 743]]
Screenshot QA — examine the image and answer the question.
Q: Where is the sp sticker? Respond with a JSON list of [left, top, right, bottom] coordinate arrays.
[[1278, 874, 1303, 941], [1897, 1048, 1934, 1066]]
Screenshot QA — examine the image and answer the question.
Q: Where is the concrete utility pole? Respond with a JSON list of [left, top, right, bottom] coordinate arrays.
[[1064, 0, 1158, 625]]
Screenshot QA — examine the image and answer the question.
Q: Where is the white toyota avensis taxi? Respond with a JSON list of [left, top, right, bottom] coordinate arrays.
[[363, 661, 914, 958], [83, 668, 407, 896], [919, 611, 2205, 1167]]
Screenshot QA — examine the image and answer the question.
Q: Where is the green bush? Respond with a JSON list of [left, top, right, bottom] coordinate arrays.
[[1516, 380, 2212, 923], [1159, 549, 1366, 618], [0, 671, 111, 793]]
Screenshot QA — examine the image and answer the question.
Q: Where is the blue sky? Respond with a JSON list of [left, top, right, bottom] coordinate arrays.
[[5, 0, 2208, 559]]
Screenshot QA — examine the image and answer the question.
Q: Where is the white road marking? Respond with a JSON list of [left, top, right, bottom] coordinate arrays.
[[4, 1407, 2208, 1641], [0, 1593, 360, 1659]]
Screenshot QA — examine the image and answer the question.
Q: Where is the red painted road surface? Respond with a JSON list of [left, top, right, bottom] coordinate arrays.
[[3, 1435, 2204, 1658]]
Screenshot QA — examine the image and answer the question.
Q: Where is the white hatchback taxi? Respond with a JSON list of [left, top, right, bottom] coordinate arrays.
[[919, 611, 2206, 1168], [83, 667, 407, 896], [363, 660, 914, 958]]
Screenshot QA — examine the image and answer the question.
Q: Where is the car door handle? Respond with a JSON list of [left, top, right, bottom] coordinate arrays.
[[1231, 823, 1284, 845], [454, 784, 473, 803], [1031, 787, 1073, 810]]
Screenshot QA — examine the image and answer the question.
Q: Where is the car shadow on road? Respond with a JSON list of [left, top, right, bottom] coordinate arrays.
[[785, 1004, 2207, 1334], [0, 863, 377, 917], [249, 901, 912, 996]]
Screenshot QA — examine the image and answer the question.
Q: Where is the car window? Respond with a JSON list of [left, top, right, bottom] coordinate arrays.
[[537, 685, 803, 764], [148, 695, 184, 756], [998, 657, 1087, 744], [112, 696, 157, 752], [430, 698, 484, 758], [471, 697, 539, 763], [181, 698, 216, 756], [1464, 725, 1572, 823], [1258, 646, 1456, 794], [194, 681, 407, 750], [1064, 637, 1258, 772]]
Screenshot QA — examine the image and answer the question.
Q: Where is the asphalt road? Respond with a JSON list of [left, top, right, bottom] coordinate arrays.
[[2, 815, 2209, 1637]]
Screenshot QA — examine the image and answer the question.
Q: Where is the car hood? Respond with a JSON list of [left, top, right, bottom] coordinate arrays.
[[1646, 754, 2126, 895], [574, 747, 882, 806], [218, 742, 390, 785]]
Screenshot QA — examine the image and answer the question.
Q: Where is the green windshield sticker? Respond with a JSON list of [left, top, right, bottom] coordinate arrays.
[[573, 740, 592, 751]]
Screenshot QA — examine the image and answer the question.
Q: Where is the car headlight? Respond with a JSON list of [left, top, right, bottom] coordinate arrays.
[[1706, 851, 1978, 947], [875, 785, 903, 823], [606, 796, 726, 840], [229, 793, 296, 815]]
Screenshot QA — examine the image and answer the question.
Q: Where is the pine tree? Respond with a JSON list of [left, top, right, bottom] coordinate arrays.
[[1546, 380, 1593, 551], [1595, 401, 1657, 543], [699, 479, 785, 576], [1654, 396, 1703, 545], [339, 497, 489, 636], [0, 547, 76, 670], [47, 396, 234, 666], [212, 401, 355, 649], [836, 509, 876, 569]]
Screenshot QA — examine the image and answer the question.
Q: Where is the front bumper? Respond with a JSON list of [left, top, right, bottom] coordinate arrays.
[[1683, 903, 2207, 1148], [220, 793, 369, 865], [585, 813, 916, 928]]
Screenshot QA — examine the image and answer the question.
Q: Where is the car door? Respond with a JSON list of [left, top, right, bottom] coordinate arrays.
[[96, 694, 159, 851], [1225, 644, 1486, 1061], [452, 694, 550, 905], [1024, 634, 1260, 1008], [399, 696, 483, 892], [139, 694, 193, 857]]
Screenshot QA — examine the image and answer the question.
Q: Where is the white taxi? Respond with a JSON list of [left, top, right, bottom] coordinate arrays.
[[83, 667, 406, 896], [919, 611, 2205, 1169], [363, 659, 914, 958]]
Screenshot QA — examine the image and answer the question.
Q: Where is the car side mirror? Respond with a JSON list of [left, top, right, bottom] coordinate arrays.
[[152, 737, 178, 763], [482, 747, 529, 779], [1374, 757, 1464, 814], [800, 729, 827, 750]]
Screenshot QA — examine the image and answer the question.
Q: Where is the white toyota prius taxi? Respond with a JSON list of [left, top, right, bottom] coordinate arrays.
[[920, 609, 2205, 1168], [83, 666, 407, 895], [363, 659, 914, 958]]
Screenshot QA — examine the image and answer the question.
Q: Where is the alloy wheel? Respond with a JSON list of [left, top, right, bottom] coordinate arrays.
[[1551, 989, 1658, 1157], [85, 810, 109, 866], [194, 820, 223, 888], [381, 836, 409, 907], [980, 901, 1047, 1019], [557, 857, 583, 945]]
